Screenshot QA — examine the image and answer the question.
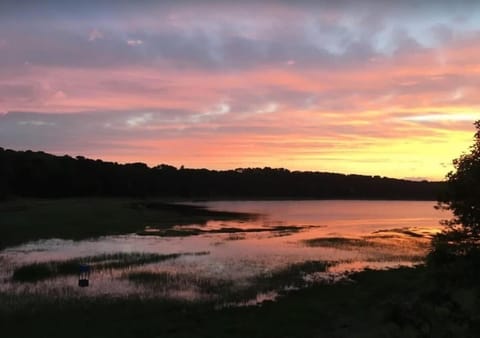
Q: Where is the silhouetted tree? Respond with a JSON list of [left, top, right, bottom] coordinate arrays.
[[429, 121, 480, 273]]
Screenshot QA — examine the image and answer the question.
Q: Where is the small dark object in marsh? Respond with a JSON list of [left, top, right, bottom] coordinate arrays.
[[78, 264, 90, 287]]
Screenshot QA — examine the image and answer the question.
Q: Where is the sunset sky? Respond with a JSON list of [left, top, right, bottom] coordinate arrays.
[[1, 1, 480, 180]]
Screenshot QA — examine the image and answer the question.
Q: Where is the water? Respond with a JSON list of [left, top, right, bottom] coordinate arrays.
[[0, 200, 449, 303]]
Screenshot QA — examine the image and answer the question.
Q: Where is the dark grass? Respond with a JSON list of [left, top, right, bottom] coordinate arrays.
[[0, 198, 254, 249], [303, 236, 380, 248], [252, 260, 330, 290], [219, 260, 332, 304], [127, 271, 235, 295], [372, 228, 426, 238], [12, 252, 209, 282], [126, 260, 330, 303], [137, 225, 310, 237], [224, 233, 247, 241], [3, 266, 480, 338], [365, 254, 426, 262], [303, 235, 428, 249]]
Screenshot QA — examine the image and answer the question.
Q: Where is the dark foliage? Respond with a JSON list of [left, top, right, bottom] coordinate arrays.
[[0, 147, 443, 199], [429, 121, 480, 282]]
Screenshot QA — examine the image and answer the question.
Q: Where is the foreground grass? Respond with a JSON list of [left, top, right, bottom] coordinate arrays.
[[127, 271, 235, 297], [0, 198, 253, 249], [12, 252, 209, 282], [126, 260, 330, 303], [2, 266, 480, 338]]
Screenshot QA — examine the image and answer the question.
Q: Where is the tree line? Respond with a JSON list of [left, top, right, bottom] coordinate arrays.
[[0, 147, 444, 200]]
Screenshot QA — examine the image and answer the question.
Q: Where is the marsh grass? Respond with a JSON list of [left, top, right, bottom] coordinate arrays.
[[373, 227, 426, 238], [12, 251, 209, 282], [303, 234, 429, 251], [123, 260, 331, 304], [213, 260, 332, 305], [2, 266, 480, 338], [137, 225, 312, 237], [224, 233, 247, 241], [304, 237, 372, 247], [253, 260, 331, 290], [365, 254, 426, 263], [0, 198, 255, 249], [127, 271, 235, 295]]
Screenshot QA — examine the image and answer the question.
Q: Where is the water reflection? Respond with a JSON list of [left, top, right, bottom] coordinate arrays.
[[0, 200, 448, 303]]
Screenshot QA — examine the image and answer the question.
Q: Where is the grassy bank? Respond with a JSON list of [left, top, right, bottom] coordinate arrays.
[[2, 266, 479, 337], [0, 198, 253, 249]]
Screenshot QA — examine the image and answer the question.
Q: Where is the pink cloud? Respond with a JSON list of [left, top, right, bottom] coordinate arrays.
[[2, 2, 480, 180]]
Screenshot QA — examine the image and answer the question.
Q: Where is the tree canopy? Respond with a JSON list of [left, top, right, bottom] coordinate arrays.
[[430, 121, 480, 268]]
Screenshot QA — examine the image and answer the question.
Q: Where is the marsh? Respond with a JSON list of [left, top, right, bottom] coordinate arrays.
[[0, 199, 447, 303]]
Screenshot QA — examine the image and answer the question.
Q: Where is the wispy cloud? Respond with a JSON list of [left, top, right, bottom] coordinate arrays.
[[401, 113, 480, 122], [18, 120, 55, 126], [126, 39, 143, 46], [125, 113, 153, 127]]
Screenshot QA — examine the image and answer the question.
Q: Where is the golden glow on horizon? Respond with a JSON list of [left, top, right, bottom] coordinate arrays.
[[91, 127, 476, 181]]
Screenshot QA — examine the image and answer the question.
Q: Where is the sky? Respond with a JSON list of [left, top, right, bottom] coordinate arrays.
[[1, 0, 480, 180]]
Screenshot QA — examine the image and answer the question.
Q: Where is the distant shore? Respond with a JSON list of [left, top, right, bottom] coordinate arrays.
[[1, 148, 445, 200]]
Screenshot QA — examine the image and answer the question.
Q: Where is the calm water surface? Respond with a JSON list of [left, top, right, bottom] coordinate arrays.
[[0, 200, 449, 302]]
